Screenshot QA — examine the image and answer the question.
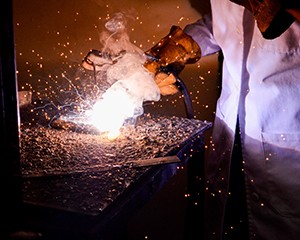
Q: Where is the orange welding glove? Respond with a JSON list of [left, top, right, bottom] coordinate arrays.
[[144, 25, 201, 96]]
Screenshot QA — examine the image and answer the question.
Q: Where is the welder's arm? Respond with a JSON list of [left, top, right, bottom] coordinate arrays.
[[144, 25, 201, 96]]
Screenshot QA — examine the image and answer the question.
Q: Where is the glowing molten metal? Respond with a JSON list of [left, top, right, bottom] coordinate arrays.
[[86, 86, 136, 140], [83, 53, 161, 140]]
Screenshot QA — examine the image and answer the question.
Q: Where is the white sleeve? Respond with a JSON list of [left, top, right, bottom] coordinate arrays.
[[184, 14, 221, 57]]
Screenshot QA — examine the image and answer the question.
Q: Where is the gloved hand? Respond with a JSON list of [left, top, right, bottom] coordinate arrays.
[[144, 25, 201, 95], [153, 72, 178, 96]]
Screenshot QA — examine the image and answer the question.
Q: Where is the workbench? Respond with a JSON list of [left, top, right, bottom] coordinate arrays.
[[19, 114, 211, 240]]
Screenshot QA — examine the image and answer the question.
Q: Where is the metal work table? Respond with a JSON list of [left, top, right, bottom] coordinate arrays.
[[19, 114, 211, 240]]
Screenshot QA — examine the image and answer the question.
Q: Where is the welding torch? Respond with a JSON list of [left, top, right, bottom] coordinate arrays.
[[81, 26, 202, 119]]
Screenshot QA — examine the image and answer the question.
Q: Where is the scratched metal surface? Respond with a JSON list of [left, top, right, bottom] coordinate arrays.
[[20, 113, 211, 215]]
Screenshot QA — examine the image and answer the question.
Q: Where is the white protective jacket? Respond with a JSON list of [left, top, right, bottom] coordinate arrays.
[[184, 0, 300, 239]]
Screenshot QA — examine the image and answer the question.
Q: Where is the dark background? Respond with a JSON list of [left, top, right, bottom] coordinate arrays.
[[13, 0, 220, 239]]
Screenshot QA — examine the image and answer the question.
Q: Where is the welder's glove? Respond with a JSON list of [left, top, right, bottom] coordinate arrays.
[[144, 25, 201, 95], [154, 72, 179, 96], [144, 25, 201, 74]]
